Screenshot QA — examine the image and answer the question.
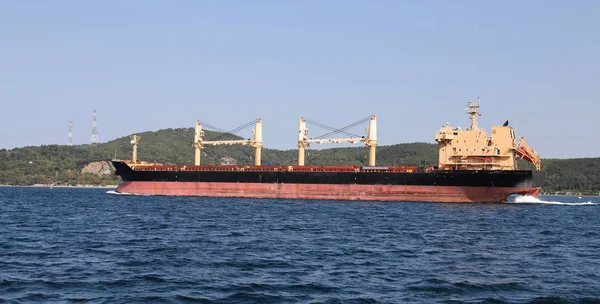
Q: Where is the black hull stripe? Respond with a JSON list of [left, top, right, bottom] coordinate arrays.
[[113, 161, 544, 188]]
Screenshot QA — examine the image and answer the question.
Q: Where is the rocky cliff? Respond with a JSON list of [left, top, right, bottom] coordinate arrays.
[[81, 161, 114, 176]]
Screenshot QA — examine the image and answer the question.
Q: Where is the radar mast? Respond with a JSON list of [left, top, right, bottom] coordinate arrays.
[[466, 97, 481, 131]]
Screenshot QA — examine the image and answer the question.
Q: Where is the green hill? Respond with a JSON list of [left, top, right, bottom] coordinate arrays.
[[0, 127, 598, 194]]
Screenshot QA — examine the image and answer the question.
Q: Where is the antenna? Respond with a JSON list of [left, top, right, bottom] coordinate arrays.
[[90, 109, 98, 146], [67, 121, 73, 146]]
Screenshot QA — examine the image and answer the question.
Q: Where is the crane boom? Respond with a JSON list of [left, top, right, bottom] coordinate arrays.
[[298, 115, 377, 166], [306, 137, 366, 144], [194, 119, 263, 166]]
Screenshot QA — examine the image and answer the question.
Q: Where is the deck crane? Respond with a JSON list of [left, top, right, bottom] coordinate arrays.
[[193, 119, 263, 166], [297, 115, 377, 166]]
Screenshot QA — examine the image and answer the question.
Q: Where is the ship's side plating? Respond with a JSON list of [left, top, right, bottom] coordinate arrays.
[[112, 161, 543, 202]]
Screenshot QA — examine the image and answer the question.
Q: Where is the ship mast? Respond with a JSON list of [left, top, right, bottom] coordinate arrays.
[[298, 117, 308, 166], [466, 97, 481, 131], [366, 115, 377, 166], [130, 135, 140, 164], [251, 119, 263, 165], [194, 120, 204, 166]]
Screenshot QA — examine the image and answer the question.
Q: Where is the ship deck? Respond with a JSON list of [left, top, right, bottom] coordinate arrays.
[[128, 164, 428, 173]]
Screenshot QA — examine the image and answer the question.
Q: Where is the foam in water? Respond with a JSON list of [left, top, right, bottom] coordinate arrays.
[[106, 190, 126, 195], [510, 195, 597, 206], [105, 190, 147, 196]]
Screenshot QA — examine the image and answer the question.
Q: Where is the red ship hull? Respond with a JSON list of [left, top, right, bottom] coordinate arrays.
[[116, 181, 539, 203]]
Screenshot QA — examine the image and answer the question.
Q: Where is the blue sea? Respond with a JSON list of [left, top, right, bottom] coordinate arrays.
[[0, 187, 599, 303]]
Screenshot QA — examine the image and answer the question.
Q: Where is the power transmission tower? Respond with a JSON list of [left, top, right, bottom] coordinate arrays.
[[67, 121, 73, 146], [90, 109, 98, 146]]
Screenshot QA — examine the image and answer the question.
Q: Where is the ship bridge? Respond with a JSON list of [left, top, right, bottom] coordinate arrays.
[[435, 98, 541, 171]]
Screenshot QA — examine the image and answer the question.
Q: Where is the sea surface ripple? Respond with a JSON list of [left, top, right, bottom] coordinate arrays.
[[0, 187, 599, 303]]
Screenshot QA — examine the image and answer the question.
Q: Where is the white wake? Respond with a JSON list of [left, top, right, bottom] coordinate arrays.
[[510, 195, 597, 206], [106, 190, 155, 196], [106, 190, 137, 195]]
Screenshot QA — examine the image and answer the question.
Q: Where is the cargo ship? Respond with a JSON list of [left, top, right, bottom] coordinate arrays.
[[112, 99, 543, 202]]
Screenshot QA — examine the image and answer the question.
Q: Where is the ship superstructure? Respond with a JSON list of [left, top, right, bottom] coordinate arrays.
[[435, 97, 540, 171]]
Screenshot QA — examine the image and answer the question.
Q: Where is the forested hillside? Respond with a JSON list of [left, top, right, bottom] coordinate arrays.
[[0, 127, 598, 194]]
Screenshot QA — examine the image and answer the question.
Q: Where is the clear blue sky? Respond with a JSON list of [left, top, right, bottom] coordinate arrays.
[[1, 1, 598, 158]]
